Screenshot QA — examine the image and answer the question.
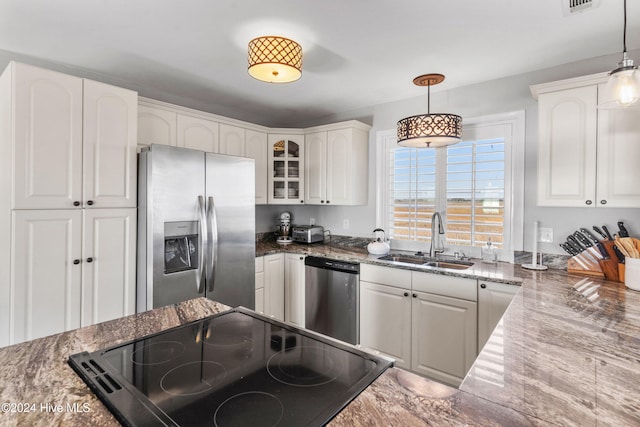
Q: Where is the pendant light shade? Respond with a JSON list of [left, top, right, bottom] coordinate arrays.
[[599, 0, 640, 109], [397, 74, 462, 148], [248, 36, 303, 83]]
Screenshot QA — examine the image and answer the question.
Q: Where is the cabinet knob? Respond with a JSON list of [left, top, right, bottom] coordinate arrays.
[[600, 200, 607, 205], [87, 200, 94, 206], [300, 200, 304, 204], [326, 200, 330, 204], [585, 200, 592, 205], [73, 201, 80, 207], [321, 200, 325, 203], [299, 256, 304, 260], [480, 283, 487, 289], [412, 293, 417, 298], [403, 292, 409, 297], [87, 257, 93, 263], [73, 259, 81, 265]]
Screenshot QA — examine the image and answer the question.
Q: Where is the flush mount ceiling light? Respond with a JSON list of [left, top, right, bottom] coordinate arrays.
[[397, 74, 462, 148], [248, 36, 302, 83], [599, 0, 640, 109]]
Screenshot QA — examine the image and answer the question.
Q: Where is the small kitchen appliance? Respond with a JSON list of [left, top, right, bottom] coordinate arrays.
[[68, 307, 392, 426], [291, 225, 324, 244], [276, 211, 293, 245]]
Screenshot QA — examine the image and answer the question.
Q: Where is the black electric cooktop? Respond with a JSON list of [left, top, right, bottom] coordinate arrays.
[[68, 307, 392, 426]]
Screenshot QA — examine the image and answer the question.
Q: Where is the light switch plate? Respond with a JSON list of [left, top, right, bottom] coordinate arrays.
[[539, 227, 553, 243]]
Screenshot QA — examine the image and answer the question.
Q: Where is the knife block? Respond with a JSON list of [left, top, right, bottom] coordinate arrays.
[[567, 256, 605, 278]]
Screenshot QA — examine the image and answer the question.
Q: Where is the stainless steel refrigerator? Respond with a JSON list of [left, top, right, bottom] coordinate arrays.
[[137, 144, 255, 311]]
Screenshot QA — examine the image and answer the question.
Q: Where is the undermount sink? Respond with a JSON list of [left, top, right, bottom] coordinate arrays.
[[377, 254, 474, 270]]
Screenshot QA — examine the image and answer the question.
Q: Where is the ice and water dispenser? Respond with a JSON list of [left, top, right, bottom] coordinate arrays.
[[164, 221, 199, 274]]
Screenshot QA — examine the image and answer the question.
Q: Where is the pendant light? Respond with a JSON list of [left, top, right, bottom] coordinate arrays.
[[397, 74, 462, 148], [599, 0, 640, 109], [248, 36, 303, 83]]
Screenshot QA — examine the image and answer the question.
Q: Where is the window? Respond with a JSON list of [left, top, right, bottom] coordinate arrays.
[[376, 112, 524, 260]]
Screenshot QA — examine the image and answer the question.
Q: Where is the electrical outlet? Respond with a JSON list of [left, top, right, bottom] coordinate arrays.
[[310, 218, 315, 226], [343, 219, 349, 229], [539, 227, 553, 243]]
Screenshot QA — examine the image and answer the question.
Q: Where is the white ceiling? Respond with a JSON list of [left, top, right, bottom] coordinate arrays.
[[0, 0, 637, 127]]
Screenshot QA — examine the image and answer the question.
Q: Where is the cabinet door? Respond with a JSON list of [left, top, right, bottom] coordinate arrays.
[[12, 62, 83, 209], [177, 113, 219, 153], [596, 85, 640, 208], [304, 131, 327, 204], [411, 291, 477, 387], [284, 254, 305, 327], [81, 208, 136, 326], [83, 80, 138, 208], [359, 281, 411, 369], [219, 124, 245, 156], [246, 130, 268, 204], [11, 210, 82, 345], [263, 253, 284, 321], [255, 256, 265, 313], [268, 135, 304, 204], [537, 86, 597, 207], [478, 281, 518, 351], [137, 104, 177, 149]]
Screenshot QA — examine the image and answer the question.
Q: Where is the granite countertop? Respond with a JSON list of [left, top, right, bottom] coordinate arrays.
[[1, 242, 639, 426]]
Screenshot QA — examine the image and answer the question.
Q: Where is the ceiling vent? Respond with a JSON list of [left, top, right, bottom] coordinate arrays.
[[562, 0, 600, 16]]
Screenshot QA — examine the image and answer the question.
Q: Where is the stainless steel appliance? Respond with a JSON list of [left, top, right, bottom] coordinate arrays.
[[137, 144, 255, 311], [304, 256, 359, 344], [68, 307, 392, 426], [292, 225, 324, 244], [276, 211, 292, 245]]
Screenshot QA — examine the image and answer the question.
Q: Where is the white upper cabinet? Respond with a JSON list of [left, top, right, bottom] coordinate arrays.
[[10, 62, 83, 209], [532, 73, 640, 208], [304, 123, 369, 205], [245, 130, 268, 204], [83, 79, 138, 208], [268, 134, 305, 204], [7, 62, 137, 210], [137, 104, 177, 149], [219, 123, 245, 156], [177, 113, 219, 153]]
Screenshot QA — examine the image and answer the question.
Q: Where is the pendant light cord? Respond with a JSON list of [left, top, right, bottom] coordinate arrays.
[[622, 0, 628, 54]]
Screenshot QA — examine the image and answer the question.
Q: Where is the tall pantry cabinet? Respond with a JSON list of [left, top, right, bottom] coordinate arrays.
[[0, 62, 138, 346]]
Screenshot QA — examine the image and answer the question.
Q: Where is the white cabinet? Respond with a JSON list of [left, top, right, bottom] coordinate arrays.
[[532, 73, 640, 208], [304, 125, 369, 205], [7, 62, 137, 210], [268, 134, 305, 204], [478, 280, 518, 351], [263, 253, 285, 321], [81, 208, 137, 326], [177, 113, 219, 153], [0, 62, 138, 347], [284, 254, 305, 327], [245, 130, 268, 204], [255, 257, 265, 314], [359, 264, 477, 387], [219, 123, 245, 156], [138, 104, 177, 149], [9, 208, 136, 345], [360, 280, 412, 369]]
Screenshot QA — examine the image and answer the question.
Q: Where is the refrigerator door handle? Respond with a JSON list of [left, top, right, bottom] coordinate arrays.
[[197, 195, 207, 293], [206, 196, 218, 292]]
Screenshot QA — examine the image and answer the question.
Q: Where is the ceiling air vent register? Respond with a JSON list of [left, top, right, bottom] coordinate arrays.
[[563, 0, 599, 17]]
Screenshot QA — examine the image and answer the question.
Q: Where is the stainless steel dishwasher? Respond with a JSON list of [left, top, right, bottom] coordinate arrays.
[[304, 256, 360, 345]]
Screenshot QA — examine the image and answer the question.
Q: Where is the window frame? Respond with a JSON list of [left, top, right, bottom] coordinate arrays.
[[375, 111, 525, 261]]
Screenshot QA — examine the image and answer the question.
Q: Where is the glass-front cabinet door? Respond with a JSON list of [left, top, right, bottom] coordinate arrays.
[[268, 134, 305, 204]]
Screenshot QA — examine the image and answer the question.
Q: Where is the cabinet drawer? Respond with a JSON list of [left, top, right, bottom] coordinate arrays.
[[412, 272, 477, 301], [360, 264, 411, 289]]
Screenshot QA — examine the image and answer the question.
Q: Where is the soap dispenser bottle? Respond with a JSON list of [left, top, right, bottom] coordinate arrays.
[[482, 239, 498, 264]]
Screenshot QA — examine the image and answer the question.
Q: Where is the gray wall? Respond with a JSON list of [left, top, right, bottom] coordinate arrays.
[[264, 48, 640, 255]]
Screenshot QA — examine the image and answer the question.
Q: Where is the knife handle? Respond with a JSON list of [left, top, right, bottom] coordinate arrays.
[[602, 225, 614, 240]]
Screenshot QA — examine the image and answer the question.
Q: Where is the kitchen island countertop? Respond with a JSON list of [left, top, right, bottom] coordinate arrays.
[[2, 249, 640, 425]]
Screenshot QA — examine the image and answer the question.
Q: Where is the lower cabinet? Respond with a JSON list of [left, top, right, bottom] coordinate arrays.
[[7, 208, 136, 346], [254, 257, 265, 314], [360, 264, 477, 387], [284, 254, 305, 327], [262, 253, 285, 321], [477, 280, 518, 351]]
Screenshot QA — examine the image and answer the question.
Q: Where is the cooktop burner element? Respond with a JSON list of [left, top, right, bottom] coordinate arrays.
[[68, 308, 392, 426]]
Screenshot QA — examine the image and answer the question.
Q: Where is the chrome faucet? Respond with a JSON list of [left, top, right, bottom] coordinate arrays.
[[429, 211, 445, 258]]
